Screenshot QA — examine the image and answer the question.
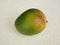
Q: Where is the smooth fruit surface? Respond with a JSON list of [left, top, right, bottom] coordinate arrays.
[[15, 8, 47, 35]]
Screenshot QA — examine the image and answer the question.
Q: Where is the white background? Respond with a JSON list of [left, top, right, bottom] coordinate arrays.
[[0, 0, 60, 45]]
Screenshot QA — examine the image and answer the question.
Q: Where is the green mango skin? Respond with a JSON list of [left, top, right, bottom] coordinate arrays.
[[15, 8, 47, 35]]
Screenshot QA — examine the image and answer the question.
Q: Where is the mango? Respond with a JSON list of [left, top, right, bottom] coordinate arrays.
[[15, 8, 47, 35]]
